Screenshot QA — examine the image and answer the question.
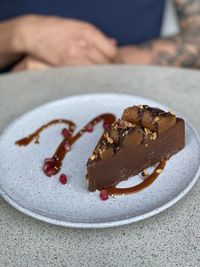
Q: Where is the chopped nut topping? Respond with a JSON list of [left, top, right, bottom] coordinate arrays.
[[123, 130, 129, 137], [154, 116, 160, 122], [126, 122, 136, 128], [138, 105, 144, 109], [112, 121, 119, 128], [98, 148, 103, 156], [156, 169, 162, 174], [150, 132, 157, 140], [105, 132, 113, 144], [107, 136, 114, 144], [144, 127, 152, 135], [90, 154, 96, 161], [119, 120, 136, 129], [109, 128, 119, 143]]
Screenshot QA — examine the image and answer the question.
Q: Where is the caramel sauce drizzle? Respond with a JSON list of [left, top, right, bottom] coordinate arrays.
[[15, 114, 116, 175], [106, 160, 166, 195], [15, 113, 167, 196], [15, 119, 75, 146]]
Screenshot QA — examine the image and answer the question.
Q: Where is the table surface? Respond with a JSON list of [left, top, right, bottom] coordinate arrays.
[[0, 66, 200, 267]]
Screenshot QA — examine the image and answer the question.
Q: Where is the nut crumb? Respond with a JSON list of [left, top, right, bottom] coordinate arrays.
[[119, 120, 136, 128], [113, 123, 118, 130], [156, 169, 162, 174], [154, 116, 159, 122], [105, 132, 113, 144], [138, 105, 144, 109], [126, 122, 136, 128], [123, 130, 129, 137], [98, 148, 103, 154], [90, 154, 96, 161], [144, 127, 152, 135], [150, 132, 157, 140]]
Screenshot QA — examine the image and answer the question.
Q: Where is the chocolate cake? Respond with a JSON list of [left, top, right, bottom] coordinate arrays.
[[86, 105, 185, 192]]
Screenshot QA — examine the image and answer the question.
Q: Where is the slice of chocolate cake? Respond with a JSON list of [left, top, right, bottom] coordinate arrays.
[[86, 105, 185, 192]]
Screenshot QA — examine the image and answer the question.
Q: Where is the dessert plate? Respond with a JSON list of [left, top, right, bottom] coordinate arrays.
[[0, 94, 200, 228]]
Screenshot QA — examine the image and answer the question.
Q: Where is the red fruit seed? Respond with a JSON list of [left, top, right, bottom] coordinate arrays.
[[103, 122, 111, 131], [59, 174, 67, 185], [100, 189, 109, 201], [43, 157, 57, 177], [43, 162, 57, 177], [46, 166, 57, 177], [43, 163, 49, 173], [62, 128, 70, 138], [86, 124, 93, 132]]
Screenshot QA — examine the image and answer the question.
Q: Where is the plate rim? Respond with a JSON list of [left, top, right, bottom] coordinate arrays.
[[0, 93, 200, 228]]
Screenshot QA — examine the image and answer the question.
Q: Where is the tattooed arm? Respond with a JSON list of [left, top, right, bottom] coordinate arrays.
[[115, 0, 200, 68]]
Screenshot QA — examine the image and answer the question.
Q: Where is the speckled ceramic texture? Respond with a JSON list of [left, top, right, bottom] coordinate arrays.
[[0, 94, 199, 228]]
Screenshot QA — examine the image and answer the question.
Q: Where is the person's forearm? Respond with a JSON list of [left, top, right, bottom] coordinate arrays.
[[140, 0, 200, 68], [116, 0, 200, 68], [138, 34, 200, 68], [0, 17, 26, 69]]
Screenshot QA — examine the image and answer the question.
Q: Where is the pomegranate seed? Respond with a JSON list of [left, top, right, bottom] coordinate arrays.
[[99, 189, 109, 201], [46, 167, 57, 177], [62, 128, 70, 138], [43, 158, 57, 177], [59, 174, 67, 185], [43, 164, 57, 177], [86, 124, 93, 132], [103, 122, 111, 131], [43, 162, 51, 173]]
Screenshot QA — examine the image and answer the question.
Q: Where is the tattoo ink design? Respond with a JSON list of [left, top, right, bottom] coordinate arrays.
[[144, 0, 200, 68]]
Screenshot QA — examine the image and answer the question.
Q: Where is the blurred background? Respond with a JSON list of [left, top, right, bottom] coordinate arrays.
[[0, 0, 199, 73]]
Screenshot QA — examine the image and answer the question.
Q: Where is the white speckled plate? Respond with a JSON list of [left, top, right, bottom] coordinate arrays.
[[0, 94, 200, 228]]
